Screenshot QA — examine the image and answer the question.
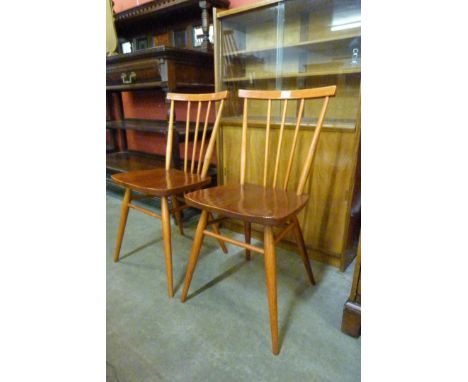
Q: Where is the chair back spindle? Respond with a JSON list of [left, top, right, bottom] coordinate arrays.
[[166, 91, 228, 178], [237, 86, 336, 194]]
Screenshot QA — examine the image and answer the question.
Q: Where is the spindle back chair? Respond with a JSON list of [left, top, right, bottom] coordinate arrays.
[[112, 90, 229, 298], [180, 85, 336, 354]]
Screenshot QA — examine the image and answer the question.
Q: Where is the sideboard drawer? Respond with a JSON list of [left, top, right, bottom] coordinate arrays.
[[107, 57, 161, 87]]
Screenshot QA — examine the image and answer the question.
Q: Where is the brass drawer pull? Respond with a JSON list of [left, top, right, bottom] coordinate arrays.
[[121, 71, 137, 84]]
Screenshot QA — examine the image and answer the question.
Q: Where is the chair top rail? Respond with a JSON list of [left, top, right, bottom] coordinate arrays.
[[167, 90, 229, 102], [238, 86, 336, 100]]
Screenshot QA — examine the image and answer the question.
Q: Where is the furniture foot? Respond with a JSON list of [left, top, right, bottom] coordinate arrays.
[[341, 300, 361, 337]]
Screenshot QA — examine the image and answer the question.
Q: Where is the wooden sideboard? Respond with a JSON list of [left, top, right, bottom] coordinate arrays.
[[213, 0, 361, 270], [106, 0, 229, 178]]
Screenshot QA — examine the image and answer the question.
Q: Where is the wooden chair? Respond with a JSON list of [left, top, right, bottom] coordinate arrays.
[[180, 86, 337, 354], [112, 91, 229, 298]]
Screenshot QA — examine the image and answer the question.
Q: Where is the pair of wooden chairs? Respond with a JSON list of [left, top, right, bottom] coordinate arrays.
[[112, 86, 336, 355]]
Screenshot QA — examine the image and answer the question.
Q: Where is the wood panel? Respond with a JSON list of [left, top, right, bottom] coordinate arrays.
[[220, 122, 358, 261]]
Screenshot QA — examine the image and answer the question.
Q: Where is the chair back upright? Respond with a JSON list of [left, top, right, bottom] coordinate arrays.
[[237, 86, 336, 195], [166, 91, 228, 178]]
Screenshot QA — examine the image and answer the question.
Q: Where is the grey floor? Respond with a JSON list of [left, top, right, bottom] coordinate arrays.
[[107, 193, 360, 382]]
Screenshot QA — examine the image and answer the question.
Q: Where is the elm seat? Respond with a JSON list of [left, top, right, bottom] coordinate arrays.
[[112, 168, 211, 197], [185, 183, 309, 225], [180, 86, 337, 355], [111, 90, 229, 298]]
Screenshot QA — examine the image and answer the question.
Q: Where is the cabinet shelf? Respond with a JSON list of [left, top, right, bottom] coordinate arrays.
[[106, 151, 165, 174], [223, 67, 361, 83], [106, 118, 211, 135], [223, 32, 361, 57], [221, 116, 356, 131]]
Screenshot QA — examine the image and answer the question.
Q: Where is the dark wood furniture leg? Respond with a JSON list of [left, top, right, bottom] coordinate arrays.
[[244, 222, 251, 260]]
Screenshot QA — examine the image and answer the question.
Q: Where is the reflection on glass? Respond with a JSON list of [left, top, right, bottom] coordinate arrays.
[[219, 0, 361, 129]]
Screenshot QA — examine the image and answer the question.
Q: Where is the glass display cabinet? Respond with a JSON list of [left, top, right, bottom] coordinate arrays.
[[215, 0, 360, 129], [213, 0, 361, 270]]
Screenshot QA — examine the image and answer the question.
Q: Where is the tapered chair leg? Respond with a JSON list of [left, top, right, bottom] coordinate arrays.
[[181, 210, 209, 302], [172, 196, 184, 236], [161, 196, 174, 298], [244, 222, 251, 260], [264, 226, 279, 355], [208, 213, 228, 254], [292, 216, 315, 285], [114, 188, 132, 263]]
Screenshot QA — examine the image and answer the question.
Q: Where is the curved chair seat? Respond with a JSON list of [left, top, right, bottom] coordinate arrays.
[[185, 183, 309, 225], [112, 168, 211, 197]]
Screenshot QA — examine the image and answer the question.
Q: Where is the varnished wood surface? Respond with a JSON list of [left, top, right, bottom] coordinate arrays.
[[263, 226, 279, 355], [185, 183, 309, 225], [115, 0, 229, 25], [161, 196, 174, 297], [181, 86, 330, 354], [113, 188, 132, 262], [112, 168, 211, 196], [107, 151, 165, 173], [220, 124, 358, 263], [112, 91, 229, 298], [238, 86, 336, 100], [167, 90, 228, 102], [214, 0, 360, 271], [181, 210, 209, 302], [106, 46, 214, 91]]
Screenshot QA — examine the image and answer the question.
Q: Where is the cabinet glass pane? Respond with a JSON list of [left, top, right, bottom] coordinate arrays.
[[219, 0, 361, 130]]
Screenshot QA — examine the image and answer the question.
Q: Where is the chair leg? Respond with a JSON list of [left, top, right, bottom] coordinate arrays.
[[292, 216, 315, 285], [244, 222, 251, 260], [172, 196, 184, 236], [161, 196, 174, 298], [181, 210, 209, 302], [208, 213, 228, 254], [114, 188, 132, 263], [264, 226, 279, 355]]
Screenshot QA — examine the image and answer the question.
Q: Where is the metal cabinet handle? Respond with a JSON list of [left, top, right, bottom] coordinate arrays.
[[121, 71, 137, 84]]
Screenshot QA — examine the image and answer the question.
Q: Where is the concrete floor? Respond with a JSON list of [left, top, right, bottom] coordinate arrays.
[[107, 193, 360, 382]]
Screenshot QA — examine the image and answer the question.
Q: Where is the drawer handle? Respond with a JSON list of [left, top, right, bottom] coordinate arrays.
[[121, 71, 137, 84]]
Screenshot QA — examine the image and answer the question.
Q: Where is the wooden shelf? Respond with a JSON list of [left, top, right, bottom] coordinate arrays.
[[106, 118, 212, 136], [223, 67, 361, 83], [223, 33, 361, 57], [106, 151, 165, 174], [221, 116, 356, 131], [107, 119, 179, 134]]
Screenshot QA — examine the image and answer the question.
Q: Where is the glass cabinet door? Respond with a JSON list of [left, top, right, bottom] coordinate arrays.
[[218, 0, 361, 130]]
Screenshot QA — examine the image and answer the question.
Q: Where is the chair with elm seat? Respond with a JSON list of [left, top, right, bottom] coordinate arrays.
[[180, 85, 336, 354], [112, 91, 229, 298]]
